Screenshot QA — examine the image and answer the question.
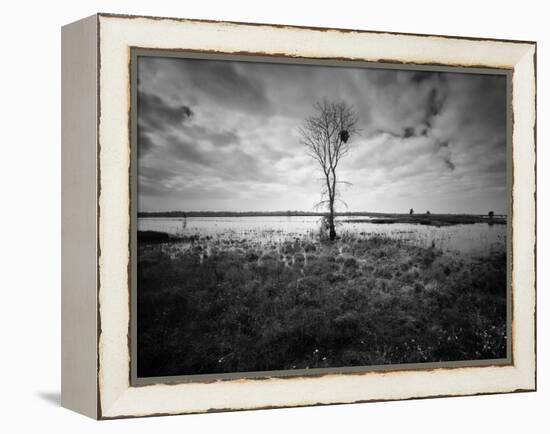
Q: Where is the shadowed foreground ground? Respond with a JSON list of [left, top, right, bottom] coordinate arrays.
[[137, 234, 507, 378]]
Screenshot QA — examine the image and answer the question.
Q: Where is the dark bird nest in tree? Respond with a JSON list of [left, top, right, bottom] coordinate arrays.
[[339, 130, 350, 143]]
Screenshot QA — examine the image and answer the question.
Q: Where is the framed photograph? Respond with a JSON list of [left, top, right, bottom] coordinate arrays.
[[61, 13, 536, 419]]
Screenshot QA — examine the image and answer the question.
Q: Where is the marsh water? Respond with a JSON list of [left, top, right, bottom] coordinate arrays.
[[138, 215, 506, 255]]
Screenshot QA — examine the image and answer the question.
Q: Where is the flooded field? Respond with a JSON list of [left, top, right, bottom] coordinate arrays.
[[137, 214, 508, 376], [138, 215, 506, 256]]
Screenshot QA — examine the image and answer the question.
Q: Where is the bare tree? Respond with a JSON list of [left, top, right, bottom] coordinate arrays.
[[299, 99, 359, 241]]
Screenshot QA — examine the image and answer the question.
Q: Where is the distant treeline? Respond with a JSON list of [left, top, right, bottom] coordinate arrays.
[[139, 211, 364, 218], [138, 210, 507, 218]]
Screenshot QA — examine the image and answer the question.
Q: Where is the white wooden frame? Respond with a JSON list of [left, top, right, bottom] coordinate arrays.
[[61, 13, 536, 419]]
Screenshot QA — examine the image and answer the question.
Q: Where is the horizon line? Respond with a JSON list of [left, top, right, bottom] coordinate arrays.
[[138, 210, 507, 216]]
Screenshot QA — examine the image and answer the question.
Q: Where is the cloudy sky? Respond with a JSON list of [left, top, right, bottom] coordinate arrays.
[[137, 56, 508, 214]]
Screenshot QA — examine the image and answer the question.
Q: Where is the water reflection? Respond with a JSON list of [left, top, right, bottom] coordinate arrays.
[[138, 216, 506, 255]]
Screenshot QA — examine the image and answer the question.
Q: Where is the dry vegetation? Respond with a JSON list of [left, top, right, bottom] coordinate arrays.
[[137, 231, 507, 377]]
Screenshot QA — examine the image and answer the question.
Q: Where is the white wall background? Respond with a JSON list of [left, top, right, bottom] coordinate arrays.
[[0, 0, 546, 432]]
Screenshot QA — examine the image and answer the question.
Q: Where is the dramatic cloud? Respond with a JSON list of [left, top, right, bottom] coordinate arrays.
[[137, 56, 508, 214], [137, 91, 194, 158]]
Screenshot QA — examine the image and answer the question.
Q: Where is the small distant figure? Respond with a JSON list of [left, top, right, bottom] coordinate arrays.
[[409, 208, 414, 215], [488, 211, 494, 219], [426, 210, 431, 215]]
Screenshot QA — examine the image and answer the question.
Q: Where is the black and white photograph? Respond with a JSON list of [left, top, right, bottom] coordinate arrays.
[[1, 0, 544, 428], [135, 54, 509, 379]]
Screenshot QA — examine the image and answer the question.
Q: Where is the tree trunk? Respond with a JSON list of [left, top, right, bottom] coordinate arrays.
[[329, 167, 337, 241], [329, 200, 336, 241]]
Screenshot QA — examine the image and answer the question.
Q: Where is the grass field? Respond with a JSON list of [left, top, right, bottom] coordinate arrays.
[[137, 231, 507, 377]]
